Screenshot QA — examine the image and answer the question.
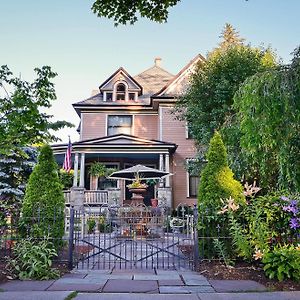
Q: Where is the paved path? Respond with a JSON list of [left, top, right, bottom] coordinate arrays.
[[0, 269, 299, 299]]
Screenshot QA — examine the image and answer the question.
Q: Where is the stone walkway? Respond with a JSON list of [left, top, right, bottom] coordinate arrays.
[[0, 269, 299, 299]]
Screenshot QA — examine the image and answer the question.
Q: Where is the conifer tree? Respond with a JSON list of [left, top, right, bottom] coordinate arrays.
[[21, 145, 65, 241], [0, 147, 37, 226], [218, 23, 245, 49], [198, 131, 245, 214]]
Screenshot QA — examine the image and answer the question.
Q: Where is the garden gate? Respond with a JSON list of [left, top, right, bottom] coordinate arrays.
[[68, 203, 198, 270]]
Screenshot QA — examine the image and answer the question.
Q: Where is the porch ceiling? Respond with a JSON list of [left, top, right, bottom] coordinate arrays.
[[55, 152, 159, 165]]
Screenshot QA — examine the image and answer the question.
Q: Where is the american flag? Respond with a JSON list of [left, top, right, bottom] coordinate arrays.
[[63, 137, 72, 172]]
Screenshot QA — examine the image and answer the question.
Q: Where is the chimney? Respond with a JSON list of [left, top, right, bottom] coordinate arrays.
[[154, 57, 162, 67]]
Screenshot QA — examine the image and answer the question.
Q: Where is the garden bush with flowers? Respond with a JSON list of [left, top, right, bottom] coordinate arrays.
[[198, 132, 300, 282], [219, 191, 300, 281]]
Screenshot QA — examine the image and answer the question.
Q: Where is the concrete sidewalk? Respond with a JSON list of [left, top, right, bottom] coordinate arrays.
[[0, 269, 299, 299]]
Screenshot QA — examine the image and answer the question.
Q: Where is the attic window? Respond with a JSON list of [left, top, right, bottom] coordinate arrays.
[[116, 83, 126, 100]]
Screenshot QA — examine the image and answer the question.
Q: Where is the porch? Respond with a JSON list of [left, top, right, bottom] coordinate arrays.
[[53, 134, 177, 208]]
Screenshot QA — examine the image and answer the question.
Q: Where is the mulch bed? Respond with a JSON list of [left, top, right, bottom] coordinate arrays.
[[198, 260, 300, 291]]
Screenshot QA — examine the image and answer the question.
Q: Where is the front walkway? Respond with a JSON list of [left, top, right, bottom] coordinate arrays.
[[0, 269, 299, 299]]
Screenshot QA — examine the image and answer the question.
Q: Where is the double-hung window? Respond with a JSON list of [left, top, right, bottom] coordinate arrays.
[[107, 115, 132, 136]]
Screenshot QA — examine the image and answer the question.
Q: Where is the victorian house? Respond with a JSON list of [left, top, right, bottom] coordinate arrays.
[[52, 55, 204, 208]]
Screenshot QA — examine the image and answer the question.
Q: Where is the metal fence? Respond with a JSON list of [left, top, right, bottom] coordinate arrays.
[[68, 204, 198, 270], [0, 207, 69, 265]]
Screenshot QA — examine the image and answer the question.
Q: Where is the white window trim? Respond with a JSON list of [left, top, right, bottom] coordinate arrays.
[[113, 80, 129, 102], [106, 114, 134, 136], [186, 158, 199, 198], [185, 122, 189, 139]]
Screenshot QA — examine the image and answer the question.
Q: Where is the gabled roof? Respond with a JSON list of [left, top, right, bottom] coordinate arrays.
[[154, 54, 205, 98], [134, 65, 174, 96], [51, 134, 177, 154], [99, 67, 143, 92]]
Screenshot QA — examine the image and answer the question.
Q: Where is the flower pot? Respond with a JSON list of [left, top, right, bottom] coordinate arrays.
[[129, 188, 147, 194], [151, 198, 158, 207]]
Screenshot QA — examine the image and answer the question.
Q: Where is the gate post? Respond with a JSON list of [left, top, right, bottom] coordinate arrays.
[[68, 207, 75, 270], [193, 205, 199, 271]]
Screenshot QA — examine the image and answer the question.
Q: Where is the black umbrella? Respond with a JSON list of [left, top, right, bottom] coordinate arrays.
[[109, 164, 170, 181]]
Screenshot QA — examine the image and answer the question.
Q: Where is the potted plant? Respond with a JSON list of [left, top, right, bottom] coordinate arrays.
[[146, 179, 159, 207], [89, 162, 116, 178], [87, 218, 96, 234], [170, 217, 185, 234], [126, 174, 148, 193]]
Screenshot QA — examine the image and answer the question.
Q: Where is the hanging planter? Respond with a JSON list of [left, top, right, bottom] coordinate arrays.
[[89, 162, 116, 178]]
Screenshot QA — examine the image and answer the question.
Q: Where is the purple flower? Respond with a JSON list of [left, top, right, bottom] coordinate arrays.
[[281, 196, 290, 202], [283, 205, 299, 215], [289, 218, 300, 230], [290, 200, 298, 207]]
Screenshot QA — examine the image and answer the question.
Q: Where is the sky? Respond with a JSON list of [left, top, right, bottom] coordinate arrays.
[[1, 0, 299, 143]]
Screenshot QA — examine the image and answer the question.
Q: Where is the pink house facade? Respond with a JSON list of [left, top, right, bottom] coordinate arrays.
[[52, 55, 204, 208]]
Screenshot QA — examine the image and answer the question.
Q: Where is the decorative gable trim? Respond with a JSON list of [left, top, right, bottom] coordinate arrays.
[[154, 54, 205, 97], [99, 67, 143, 94]]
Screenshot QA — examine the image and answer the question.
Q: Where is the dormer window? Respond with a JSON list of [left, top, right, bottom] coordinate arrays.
[[116, 83, 126, 100]]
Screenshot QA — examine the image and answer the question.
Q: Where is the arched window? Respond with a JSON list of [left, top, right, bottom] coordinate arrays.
[[116, 83, 126, 100]]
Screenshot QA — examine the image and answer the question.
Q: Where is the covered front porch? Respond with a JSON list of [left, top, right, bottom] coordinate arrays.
[[52, 134, 177, 208]]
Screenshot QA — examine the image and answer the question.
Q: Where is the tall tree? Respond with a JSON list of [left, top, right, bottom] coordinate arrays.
[[0, 65, 73, 155], [175, 44, 276, 145], [231, 46, 300, 191], [21, 145, 65, 241], [218, 23, 245, 49], [0, 147, 37, 226], [91, 0, 181, 25]]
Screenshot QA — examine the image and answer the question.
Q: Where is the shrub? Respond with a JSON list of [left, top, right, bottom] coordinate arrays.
[[262, 245, 300, 282], [87, 218, 96, 234], [7, 237, 60, 280], [198, 131, 245, 214], [21, 145, 65, 243], [58, 169, 74, 189]]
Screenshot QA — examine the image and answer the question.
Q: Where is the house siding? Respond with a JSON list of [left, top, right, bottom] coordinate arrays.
[[134, 115, 158, 140], [160, 106, 197, 207], [81, 113, 106, 140]]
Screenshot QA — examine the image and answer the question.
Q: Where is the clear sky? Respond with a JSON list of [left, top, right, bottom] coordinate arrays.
[[1, 0, 299, 143]]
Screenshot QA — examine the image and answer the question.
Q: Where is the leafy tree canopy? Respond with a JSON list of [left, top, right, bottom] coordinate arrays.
[[0, 65, 73, 155], [91, 0, 181, 25], [175, 41, 277, 145], [231, 46, 300, 191]]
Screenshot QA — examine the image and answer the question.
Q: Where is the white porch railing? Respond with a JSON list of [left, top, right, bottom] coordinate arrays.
[[63, 190, 109, 206]]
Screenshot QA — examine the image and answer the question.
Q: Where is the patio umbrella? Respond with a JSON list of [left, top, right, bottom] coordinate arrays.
[[109, 164, 171, 181]]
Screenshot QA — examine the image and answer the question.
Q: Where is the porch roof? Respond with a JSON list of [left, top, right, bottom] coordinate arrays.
[[52, 134, 177, 155]]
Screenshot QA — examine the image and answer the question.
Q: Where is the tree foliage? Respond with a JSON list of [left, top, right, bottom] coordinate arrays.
[[175, 43, 276, 146], [0, 65, 73, 155], [218, 23, 245, 50], [21, 145, 65, 241], [231, 46, 300, 191], [198, 132, 245, 214], [0, 147, 37, 226], [91, 0, 180, 25]]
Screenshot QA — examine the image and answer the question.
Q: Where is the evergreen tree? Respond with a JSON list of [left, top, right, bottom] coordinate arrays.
[[21, 145, 65, 242], [198, 131, 245, 214], [218, 23, 245, 49], [0, 147, 37, 226]]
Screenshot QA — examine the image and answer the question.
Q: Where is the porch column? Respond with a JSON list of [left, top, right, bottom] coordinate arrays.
[[165, 153, 170, 187], [73, 152, 79, 187], [79, 152, 85, 188], [159, 154, 164, 187]]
